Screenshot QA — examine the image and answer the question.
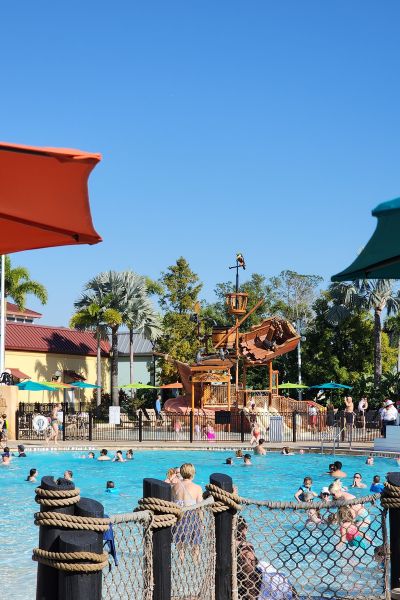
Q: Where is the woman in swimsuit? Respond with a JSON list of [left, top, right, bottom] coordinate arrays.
[[172, 463, 203, 560], [46, 404, 61, 445]]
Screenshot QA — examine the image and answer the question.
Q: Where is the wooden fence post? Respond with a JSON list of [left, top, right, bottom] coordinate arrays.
[[143, 478, 172, 600], [58, 497, 105, 600], [210, 472, 235, 600], [36, 476, 76, 600]]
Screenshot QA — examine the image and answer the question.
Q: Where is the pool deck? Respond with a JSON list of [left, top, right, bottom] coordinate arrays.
[[6, 438, 398, 458]]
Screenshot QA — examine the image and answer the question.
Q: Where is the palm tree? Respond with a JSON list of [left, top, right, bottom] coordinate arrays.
[[121, 271, 162, 387], [385, 315, 400, 373], [70, 299, 122, 405], [4, 255, 47, 309], [75, 272, 126, 406], [327, 279, 400, 386]]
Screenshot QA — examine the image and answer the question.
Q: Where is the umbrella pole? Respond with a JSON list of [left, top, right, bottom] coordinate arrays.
[[0, 254, 5, 374]]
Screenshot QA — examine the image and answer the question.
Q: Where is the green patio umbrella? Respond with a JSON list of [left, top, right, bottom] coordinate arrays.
[[278, 383, 308, 389], [122, 383, 157, 389], [332, 197, 400, 280]]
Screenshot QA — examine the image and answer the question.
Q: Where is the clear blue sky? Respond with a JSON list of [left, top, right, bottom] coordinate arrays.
[[1, 1, 400, 325]]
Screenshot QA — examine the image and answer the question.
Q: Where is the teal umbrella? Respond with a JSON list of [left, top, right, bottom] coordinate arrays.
[[70, 381, 101, 389], [17, 381, 55, 391], [332, 197, 400, 280], [309, 382, 352, 389]]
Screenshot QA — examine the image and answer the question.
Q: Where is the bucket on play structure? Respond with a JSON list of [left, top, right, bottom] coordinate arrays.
[[212, 326, 236, 349]]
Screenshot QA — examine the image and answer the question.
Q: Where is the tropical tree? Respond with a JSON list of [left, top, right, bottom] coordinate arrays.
[[70, 298, 122, 405], [120, 271, 162, 387], [155, 258, 202, 381], [4, 255, 47, 309], [327, 279, 400, 386]]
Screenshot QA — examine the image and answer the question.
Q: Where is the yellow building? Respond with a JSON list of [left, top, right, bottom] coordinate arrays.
[[5, 320, 110, 404]]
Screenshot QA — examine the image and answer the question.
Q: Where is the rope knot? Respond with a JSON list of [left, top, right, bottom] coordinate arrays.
[[381, 482, 400, 509], [137, 497, 183, 529], [204, 484, 242, 512]]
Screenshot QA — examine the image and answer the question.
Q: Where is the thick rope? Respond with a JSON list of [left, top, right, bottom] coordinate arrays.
[[137, 497, 183, 529], [381, 482, 400, 508], [35, 511, 110, 532], [32, 548, 109, 572], [35, 486, 81, 508], [204, 484, 242, 512], [237, 493, 380, 510]]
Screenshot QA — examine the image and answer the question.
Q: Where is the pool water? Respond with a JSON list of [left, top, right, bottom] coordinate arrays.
[[0, 449, 395, 599]]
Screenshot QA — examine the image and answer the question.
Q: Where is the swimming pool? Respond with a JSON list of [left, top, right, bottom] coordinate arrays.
[[0, 449, 395, 599]]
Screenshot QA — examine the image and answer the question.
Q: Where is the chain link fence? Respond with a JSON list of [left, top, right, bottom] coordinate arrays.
[[234, 495, 389, 600]]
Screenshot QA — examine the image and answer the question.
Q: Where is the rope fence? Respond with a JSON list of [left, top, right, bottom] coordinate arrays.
[[33, 474, 398, 600]]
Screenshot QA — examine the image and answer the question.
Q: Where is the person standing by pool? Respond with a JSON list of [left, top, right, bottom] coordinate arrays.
[[250, 422, 261, 446], [308, 404, 317, 433], [46, 404, 61, 445], [254, 439, 266, 455], [358, 397, 368, 429], [98, 449, 111, 461], [0, 413, 8, 445], [351, 473, 367, 488], [155, 394, 162, 422], [381, 399, 398, 437], [172, 463, 203, 560]]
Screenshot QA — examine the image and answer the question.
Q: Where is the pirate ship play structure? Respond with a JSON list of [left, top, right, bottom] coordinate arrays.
[[161, 255, 307, 422]]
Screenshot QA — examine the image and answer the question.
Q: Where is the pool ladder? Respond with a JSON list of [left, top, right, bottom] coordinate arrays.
[[320, 427, 347, 455]]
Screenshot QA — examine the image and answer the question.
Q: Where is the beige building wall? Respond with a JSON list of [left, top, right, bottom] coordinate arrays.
[[6, 350, 110, 404]]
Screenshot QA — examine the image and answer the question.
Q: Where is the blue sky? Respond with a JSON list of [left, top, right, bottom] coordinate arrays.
[[1, 1, 400, 325]]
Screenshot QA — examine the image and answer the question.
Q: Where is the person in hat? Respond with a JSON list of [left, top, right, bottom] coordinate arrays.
[[320, 487, 331, 502], [381, 399, 398, 437]]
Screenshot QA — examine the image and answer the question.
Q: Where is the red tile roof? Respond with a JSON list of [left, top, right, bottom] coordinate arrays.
[[5, 323, 110, 356], [6, 302, 42, 318]]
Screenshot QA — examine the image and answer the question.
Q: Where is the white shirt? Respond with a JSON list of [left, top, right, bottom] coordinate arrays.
[[358, 399, 368, 412], [382, 405, 398, 422]]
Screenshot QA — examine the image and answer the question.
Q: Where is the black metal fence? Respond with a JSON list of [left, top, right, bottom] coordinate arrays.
[[16, 406, 384, 444]]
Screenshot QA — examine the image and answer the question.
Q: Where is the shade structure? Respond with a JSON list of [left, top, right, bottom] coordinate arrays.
[[278, 382, 307, 389], [159, 382, 183, 389], [70, 381, 101, 389], [309, 382, 352, 390], [332, 197, 400, 281], [17, 380, 55, 391], [0, 142, 102, 254], [122, 383, 157, 389]]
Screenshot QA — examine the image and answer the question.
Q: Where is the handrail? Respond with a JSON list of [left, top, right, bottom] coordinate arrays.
[[320, 426, 346, 455]]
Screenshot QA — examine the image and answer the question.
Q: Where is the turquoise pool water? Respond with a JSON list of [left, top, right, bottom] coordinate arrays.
[[0, 449, 395, 599]]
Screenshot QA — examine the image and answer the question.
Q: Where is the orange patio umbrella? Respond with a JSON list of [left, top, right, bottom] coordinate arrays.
[[0, 141, 102, 373], [0, 142, 102, 253]]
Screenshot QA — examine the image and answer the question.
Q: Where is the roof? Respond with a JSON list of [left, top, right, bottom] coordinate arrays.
[[6, 322, 110, 357], [6, 301, 42, 319], [8, 368, 30, 379], [112, 331, 153, 356]]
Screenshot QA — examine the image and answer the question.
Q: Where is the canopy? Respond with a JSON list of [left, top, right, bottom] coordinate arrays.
[[159, 382, 183, 389], [42, 381, 74, 389], [278, 382, 307, 389], [122, 383, 157, 389], [0, 142, 102, 254], [17, 380, 55, 391], [309, 382, 352, 390], [70, 381, 101, 389], [332, 197, 400, 280]]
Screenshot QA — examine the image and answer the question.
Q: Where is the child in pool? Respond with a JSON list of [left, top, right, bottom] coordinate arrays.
[[303, 492, 322, 524], [337, 506, 372, 550], [105, 480, 120, 494]]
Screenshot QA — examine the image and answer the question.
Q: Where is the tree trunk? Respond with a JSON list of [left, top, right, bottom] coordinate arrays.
[[111, 326, 119, 406], [374, 308, 382, 387], [129, 327, 135, 399], [96, 330, 102, 406]]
